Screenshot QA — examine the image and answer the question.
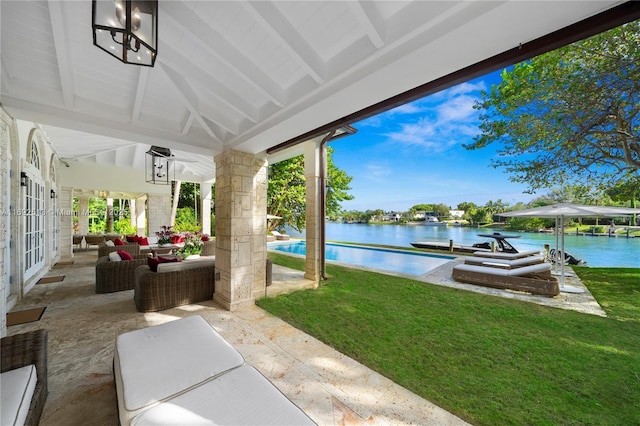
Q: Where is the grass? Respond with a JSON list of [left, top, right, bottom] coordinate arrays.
[[260, 252, 640, 425]]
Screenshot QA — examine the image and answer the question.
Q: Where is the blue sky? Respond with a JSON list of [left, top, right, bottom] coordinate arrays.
[[330, 70, 539, 213]]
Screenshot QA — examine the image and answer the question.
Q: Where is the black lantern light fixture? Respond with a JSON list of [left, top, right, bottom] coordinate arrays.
[[145, 146, 174, 185], [50, 190, 56, 199], [92, 0, 158, 67], [20, 172, 28, 187]]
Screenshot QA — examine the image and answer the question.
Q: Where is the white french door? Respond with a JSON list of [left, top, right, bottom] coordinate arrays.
[[24, 175, 45, 279]]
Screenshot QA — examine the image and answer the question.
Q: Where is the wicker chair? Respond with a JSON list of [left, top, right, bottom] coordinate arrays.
[[84, 234, 105, 249], [97, 243, 140, 259], [95, 254, 149, 293], [134, 258, 215, 312], [1, 329, 48, 426], [201, 239, 216, 256]]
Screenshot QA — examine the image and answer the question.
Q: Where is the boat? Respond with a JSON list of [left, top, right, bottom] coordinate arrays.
[[411, 232, 523, 254], [424, 216, 446, 226]]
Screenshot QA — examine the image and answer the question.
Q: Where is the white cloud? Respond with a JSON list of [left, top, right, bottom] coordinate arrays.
[[364, 163, 392, 182]]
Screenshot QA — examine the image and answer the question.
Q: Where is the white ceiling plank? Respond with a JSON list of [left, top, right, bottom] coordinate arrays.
[[242, 1, 325, 84], [131, 67, 150, 124], [181, 112, 194, 136], [47, 0, 74, 108], [160, 1, 286, 107], [157, 62, 224, 144], [160, 43, 260, 123], [346, 1, 385, 48]]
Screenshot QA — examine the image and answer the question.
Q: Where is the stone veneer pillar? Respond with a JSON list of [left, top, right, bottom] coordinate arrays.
[[0, 109, 10, 336], [214, 150, 267, 311], [304, 141, 322, 283], [147, 194, 172, 241], [77, 196, 89, 235], [201, 180, 213, 236], [133, 196, 146, 236], [58, 187, 74, 262]]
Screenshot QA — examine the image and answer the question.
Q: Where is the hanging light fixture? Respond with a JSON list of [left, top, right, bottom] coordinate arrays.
[[92, 0, 158, 67], [145, 146, 174, 185]]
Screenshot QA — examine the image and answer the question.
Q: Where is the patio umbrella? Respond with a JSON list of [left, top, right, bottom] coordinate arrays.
[[267, 214, 282, 220], [501, 203, 640, 292]]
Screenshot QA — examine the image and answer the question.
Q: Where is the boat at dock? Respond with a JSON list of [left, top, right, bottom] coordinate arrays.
[[411, 232, 523, 254]]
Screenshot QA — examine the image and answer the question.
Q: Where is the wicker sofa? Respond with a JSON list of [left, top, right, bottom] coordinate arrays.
[[134, 257, 216, 312], [1, 329, 48, 426], [97, 243, 141, 259], [95, 254, 150, 293]]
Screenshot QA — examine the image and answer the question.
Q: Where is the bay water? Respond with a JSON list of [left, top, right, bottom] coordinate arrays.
[[285, 223, 640, 268]]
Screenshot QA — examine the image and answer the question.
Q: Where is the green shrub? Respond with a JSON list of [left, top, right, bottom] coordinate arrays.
[[114, 218, 136, 235]]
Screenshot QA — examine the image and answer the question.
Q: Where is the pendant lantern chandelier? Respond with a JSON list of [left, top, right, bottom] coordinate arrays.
[[145, 146, 174, 185], [92, 0, 158, 67]]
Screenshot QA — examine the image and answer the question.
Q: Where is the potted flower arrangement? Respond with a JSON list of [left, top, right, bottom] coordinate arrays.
[[155, 225, 175, 246], [176, 231, 204, 259]]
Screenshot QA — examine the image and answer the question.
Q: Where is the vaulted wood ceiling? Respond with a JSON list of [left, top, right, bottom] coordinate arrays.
[[1, 1, 636, 182]]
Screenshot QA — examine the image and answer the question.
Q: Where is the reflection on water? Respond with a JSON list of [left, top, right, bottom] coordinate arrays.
[[285, 223, 640, 268], [271, 241, 454, 276]]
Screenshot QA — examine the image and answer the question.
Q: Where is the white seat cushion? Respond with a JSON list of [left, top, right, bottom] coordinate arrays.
[[131, 365, 315, 426], [114, 315, 245, 425], [1, 365, 37, 426]]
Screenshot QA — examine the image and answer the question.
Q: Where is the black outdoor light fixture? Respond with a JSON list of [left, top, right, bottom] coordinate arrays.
[[92, 0, 158, 67], [20, 172, 28, 187], [145, 146, 174, 185], [50, 190, 56, 199]]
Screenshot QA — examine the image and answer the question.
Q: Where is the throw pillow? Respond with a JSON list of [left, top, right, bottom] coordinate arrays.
[[126, 235, 136, 243], [139, 237, 149, 246], [105, 240, 115, 247], [201, 234, 210, 241], [117, 250, 134, 261], [114, 238, 125, 246], [147, 255, 180, 272], [108, 251, 122, 262]]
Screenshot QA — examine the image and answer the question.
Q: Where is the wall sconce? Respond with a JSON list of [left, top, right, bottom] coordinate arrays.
[[20, 172, 28, 187], [50, 190, 56, 199], [92, 0, 158, 67], [145, 146, 174, 185], [98, 190, 108, 198]]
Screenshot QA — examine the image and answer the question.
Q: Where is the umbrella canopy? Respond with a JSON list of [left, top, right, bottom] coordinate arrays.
[[502, 203, 640, 292], [267, 214, 282, 220], [501, 203, 640, 219]]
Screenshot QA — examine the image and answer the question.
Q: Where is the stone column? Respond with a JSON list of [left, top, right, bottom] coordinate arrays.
[[214, 150, 267, 311], [0, 110, 10, 337], [147, 194, 172, 242], [304, 140, 322, 283], [133, 196, 147, 236], [58, 187, 74, 262], [201, 180, 213, 236], [77, 196, 89, 235]]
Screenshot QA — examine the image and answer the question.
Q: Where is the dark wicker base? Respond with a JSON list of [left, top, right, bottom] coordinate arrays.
[[1, 329, 48, 426]]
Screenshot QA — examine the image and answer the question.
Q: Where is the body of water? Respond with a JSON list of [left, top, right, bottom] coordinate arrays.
[[270, 241, 455, 276], [284, 223, 640, 268]]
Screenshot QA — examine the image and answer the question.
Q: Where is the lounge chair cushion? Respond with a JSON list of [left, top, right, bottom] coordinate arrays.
[[117, 250, 134, 261], [464, 255, 545, 268], [105, 240, 115, 247], [1, 365, 37, 426], [109, 251, 122, 262], [114, 316, 245, 425], [130, 365, 315, 426], [472, 249, 541, 260], [455, 262, 551, 277]]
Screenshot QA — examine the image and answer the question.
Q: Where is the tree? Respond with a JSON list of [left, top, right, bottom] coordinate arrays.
[[267, 146, 353, 232], [467, 21, 640, 192]]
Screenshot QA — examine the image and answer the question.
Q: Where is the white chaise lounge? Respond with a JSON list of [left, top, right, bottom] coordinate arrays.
[[114, 315, 315, 426], [464, 254, 546, 269]]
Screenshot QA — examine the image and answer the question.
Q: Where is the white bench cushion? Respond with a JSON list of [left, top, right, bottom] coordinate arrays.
[[472, 249, 541, 259], [1, 365, 37, 426], [131, 365, 315, 426], [114, 316, 245, 425], [454, 262, 551, 277]]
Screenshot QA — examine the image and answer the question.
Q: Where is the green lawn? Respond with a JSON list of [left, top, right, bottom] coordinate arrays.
[[259, 253, 640, 425]]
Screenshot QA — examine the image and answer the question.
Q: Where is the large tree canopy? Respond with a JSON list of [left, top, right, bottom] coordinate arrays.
[[467, 21, 640, 192], [267, 146, 353, 232]]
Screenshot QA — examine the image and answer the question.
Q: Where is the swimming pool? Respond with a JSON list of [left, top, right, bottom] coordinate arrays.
[[268, 241, 455, 276]]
